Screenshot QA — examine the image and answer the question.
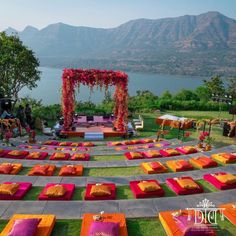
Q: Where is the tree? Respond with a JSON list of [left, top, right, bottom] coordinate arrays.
[[195, 86, 211, 101], [0, 32, 40, 105], [203, 75, 225, 96], [161, 90, 172, 99], [174, 89, 199, 101], [227, 77, 236, 99]]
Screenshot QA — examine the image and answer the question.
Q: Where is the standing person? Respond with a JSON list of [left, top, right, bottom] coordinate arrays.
[[25, 104, 32, 127], [16, 105, 26, 128]]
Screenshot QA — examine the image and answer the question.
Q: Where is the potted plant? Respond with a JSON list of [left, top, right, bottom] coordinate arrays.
[[204, 136, 215, 151]]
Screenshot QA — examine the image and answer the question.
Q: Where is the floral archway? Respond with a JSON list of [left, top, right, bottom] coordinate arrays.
[[61, 69, 128, 132]]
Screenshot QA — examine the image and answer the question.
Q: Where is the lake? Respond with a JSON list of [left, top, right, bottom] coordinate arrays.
[[19, 67, 207, 105]]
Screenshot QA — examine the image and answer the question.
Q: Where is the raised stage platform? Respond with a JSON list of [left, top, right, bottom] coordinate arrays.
[[61, 126, 125, 138]]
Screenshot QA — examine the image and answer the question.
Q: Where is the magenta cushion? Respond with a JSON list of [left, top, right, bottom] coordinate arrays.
[[88, 221, 119, 236], [174, 215, 212, 236], [8, 218, 40, 236]]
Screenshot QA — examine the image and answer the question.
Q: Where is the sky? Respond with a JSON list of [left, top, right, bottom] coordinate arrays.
[[0, 0, 235, 31]]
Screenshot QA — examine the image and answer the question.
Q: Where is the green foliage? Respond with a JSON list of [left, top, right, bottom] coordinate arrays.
[[0, 32, 40, 104], [18, 96, 43, 109], [204, 75, 225, 95], [227, 76, 236, 99], [32, 104, 61, 120], [194, 86, 211, 101], [128, 90, 158, 112], [174, 89, 199, 101], [161, 90, 172, 99]]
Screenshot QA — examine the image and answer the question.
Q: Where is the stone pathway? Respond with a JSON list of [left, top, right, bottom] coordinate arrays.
[[0, 189, 235, 219]]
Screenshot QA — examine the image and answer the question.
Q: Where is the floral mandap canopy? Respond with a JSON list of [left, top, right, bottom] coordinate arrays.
[[61, 69, 128, 132]]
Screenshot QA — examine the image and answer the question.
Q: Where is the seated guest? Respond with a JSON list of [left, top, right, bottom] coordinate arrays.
[[1, 109, 14, 119]]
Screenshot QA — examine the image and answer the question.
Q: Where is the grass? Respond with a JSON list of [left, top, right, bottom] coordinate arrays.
[[84, 166, 144, 176], [51, 220, 82, 236], [0, 216, 235, 236], [18, 167, 31, 175], [23, 187, 43, 200], [197, 179, 219, 193], [137, 111, 236, 148], [127, 218, 166, 236], [216, 213, 236, 236], [90, 155, 124, 161], [116, 186, 134, 199], [160, 184, 176, 197]]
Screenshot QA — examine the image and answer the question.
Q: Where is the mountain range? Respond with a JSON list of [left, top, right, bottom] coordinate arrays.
[[4, 11, 236, 76]]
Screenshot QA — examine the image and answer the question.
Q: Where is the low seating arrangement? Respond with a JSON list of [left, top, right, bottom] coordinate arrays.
[[211, 153, 236, 164], [38, 183, 75, 200], [130, 180, 164, 198], [107, 139, 156, 146], [58, 142, 72, 146], [43, 140, 59, 146], [43, 140, 95, 147], [18, 144, 40, 149], [0, 214, 56, 236], [125, 152, 145, 160], [142, 150, 162, 158], [0, 182, 32, 200], [189, 156, 218, 169], [70, 153, 90, 161], [166, 177, 203, 195], [203, 172, 236, 190], [141, 161, 167, 174], [80, 213, 128, 236], [175, 146, 198, 154], [59, 165, 83, 176], [84, 183, 116, 200], [2, 150, 29, 159], [159, 209, 216, 236], [166, 159, 194, 172], [218, 203, 236, 226], [26, 152, 48, 160], [159, 148, 181, 157], [49, 152, 70, 161], [0, 163, 22, 175], [28, 164, 56, 176]]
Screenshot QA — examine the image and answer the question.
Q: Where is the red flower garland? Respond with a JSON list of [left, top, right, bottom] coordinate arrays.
[[61, 69, 128, 132]]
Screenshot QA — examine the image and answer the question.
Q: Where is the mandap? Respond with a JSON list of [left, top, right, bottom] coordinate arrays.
[[61, 68, 128, 136]]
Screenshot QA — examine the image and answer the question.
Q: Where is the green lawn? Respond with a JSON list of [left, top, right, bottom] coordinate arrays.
[[197, 179, 219, 193], [0, 216, 235, 236], [90, 155, 124, 161], [84, 166, 144, 176], [137, 111, 236, 147]]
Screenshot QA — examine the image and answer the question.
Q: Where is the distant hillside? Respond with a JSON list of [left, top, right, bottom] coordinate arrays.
[[5, 11, 236, 76]]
